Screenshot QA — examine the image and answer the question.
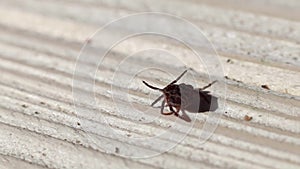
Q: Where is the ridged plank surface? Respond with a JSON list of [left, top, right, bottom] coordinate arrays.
[[0, 0, 299, 169]]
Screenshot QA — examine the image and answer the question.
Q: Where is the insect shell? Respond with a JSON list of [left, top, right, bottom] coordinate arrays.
[[143, 70, 217, 117]]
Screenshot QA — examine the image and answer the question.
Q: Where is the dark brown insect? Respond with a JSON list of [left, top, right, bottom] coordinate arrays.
[[143, 70, 218, 119]]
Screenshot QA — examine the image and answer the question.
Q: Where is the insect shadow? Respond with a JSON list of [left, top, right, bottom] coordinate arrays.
[[143, 70, 218, 122]]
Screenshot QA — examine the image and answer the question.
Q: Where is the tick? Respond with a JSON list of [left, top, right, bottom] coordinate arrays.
[[143, 70, 217, 117]]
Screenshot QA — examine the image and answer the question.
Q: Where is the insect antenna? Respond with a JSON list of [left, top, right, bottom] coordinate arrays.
[[169, 69, 188, 85], [142, 81, 163, 91], [151, 94, 164, 106]]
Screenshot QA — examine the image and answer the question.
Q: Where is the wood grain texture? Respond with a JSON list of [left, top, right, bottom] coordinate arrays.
[[0, 0, 299, 168]]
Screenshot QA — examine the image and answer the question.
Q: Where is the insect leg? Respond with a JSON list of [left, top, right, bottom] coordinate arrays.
[[160, 99, 165, 114], [179, 109, 191, 122], [201, 80, 217, 90], [169, 106, 176, 113], [151, 94, 164, 107], [160, 100, 173, 115], [168, 106, 180, 116], [173, 106, 181, 116]]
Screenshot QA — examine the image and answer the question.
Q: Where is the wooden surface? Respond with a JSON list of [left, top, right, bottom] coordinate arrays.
[[0, 0, 299, 169]]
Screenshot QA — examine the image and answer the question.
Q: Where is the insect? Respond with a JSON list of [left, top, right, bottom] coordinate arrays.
[[143, 70, 218, 118]]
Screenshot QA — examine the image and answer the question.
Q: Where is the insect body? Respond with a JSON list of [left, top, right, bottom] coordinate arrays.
[[143, 70, 217, 117]]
